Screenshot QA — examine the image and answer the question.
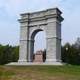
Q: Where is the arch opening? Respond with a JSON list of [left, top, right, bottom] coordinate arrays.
[[30, 29, 46, 62]]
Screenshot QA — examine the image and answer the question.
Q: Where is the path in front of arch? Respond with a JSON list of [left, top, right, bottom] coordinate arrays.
[[6, 62, 64, 66]]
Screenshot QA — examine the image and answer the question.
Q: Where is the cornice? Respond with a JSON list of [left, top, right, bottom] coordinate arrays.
[[18, 8, 64, 23]]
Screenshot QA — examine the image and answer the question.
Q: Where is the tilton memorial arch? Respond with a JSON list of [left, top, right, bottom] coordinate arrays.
[[18, 8, 64, 64]]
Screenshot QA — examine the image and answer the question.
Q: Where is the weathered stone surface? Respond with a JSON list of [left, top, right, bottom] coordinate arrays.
[[17, 8, 64, 65]]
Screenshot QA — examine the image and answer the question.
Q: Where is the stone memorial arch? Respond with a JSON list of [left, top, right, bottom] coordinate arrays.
[[18, 8, 64, 64]]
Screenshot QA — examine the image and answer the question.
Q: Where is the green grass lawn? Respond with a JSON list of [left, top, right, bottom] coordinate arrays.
[[0, 65, 80, 80]]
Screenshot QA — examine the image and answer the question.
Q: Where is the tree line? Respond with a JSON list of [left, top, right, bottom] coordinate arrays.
[[61, 43, 80, 65], [62, 38, 80, 65], [0, 44, 19, 65], [0, 38, 80, 65]]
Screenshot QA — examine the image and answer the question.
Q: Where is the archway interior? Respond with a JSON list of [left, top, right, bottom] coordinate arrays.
[[31, 29, 46, 62]]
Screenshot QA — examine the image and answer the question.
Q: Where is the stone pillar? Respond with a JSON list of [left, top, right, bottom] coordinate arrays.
[[27, 39, 35, 62], [46, 21, 62, 63], [18, 26, 28, 62], [18, 14, 30, 62]]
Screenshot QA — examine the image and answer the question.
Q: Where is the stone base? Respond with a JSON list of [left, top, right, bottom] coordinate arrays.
[[6, 62, 64, 66], [46, 59, 62, 62]]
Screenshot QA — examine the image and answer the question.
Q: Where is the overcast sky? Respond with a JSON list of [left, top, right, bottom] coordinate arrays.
[[0, 0, 80, 51]]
